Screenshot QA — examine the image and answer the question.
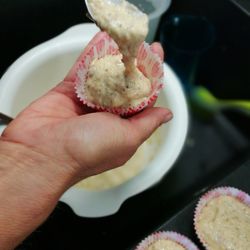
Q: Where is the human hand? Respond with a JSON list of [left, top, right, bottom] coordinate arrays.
[[1, 32, 172, 185]]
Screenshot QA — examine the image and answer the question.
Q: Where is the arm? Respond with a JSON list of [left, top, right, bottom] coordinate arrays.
[[0, 112, 171, 250], [0, 37, 171, 249], [0, 141, 72, 250]]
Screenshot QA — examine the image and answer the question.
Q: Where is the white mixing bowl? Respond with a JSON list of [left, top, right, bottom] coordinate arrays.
[[0, 24, 188, 217]]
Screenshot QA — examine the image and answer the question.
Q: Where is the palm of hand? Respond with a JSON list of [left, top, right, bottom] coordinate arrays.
[[1, 33, 171, 182], [2, 80, 139, 180]]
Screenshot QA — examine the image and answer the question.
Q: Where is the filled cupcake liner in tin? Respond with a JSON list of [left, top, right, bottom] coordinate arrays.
[[194, 186, 250, 250], [135, 231, 200, 250], [75, 31, 164, 116]]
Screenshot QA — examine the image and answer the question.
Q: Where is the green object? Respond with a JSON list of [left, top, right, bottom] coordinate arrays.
[[191, 86, 250, 116]]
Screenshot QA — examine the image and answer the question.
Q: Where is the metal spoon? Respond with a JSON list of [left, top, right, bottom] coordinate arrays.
[[0, 113, 13, 125]]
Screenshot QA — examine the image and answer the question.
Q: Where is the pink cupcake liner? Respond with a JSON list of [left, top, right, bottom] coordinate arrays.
[[194, 186, 250, 249], [135, 231, 200, 250], [75, 31, 164, 116]]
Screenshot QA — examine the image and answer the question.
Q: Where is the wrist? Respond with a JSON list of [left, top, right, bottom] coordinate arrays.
[[0, 139, 74, 249], [0, 138, 74, 194]]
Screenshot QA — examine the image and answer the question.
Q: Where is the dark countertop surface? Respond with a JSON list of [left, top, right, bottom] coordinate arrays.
[[1, 0, 249, 249], [132, 160, 250, 249]]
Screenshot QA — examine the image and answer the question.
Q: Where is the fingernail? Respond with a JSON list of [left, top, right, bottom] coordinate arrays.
[[163, 111, 173, 123]]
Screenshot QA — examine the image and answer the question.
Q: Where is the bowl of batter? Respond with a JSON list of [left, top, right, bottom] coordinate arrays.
[[0, 23, 188, 218]]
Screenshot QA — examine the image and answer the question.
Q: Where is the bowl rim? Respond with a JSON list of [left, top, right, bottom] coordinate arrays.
[[0, 23, 188, 218], [60, 62, 188, 217]]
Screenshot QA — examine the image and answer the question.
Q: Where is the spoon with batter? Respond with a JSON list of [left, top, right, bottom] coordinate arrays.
[[85, 0, 122, 18], [0, 113, 13, 125], [85, 0, 149, 69], [83, 0, 152, 108]]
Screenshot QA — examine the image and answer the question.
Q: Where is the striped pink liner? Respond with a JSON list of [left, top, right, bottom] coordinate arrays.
[[194, 186, 250, 249], [135, 231, 200, 250], [75, 32, 164, 116]]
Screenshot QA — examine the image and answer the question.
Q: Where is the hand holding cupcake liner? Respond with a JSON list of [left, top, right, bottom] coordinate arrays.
[[75, 0, 164, 116], [75, 32, 164, 116]]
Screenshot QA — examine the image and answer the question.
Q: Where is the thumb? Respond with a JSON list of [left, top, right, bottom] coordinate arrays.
[[128, 107, 173, 143]]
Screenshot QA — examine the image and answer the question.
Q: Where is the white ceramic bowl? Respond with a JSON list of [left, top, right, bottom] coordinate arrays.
[[0, 24, 188, 217]]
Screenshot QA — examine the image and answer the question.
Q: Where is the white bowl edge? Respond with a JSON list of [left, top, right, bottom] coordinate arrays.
[[0, 23, 189, 218], [60, 64, 189, 218], [0, 24, 99, 134]]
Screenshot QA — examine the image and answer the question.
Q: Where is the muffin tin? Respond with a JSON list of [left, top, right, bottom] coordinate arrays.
[[133, 160, 250, 249]]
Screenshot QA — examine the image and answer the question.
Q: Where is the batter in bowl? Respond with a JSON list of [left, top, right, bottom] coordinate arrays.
[[76, 128, 162, 190]]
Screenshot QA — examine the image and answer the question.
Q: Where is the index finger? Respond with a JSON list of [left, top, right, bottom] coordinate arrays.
[[64, 31, 108, 82], [150, 42, 164, 61]]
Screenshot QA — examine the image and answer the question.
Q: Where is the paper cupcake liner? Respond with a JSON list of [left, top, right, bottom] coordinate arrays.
[[135, 231, 200, 250], [194, 186, 250, 250], [75, 31, 164, 116]]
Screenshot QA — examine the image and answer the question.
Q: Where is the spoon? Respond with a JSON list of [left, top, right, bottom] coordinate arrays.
[[0, 113, 13, 125], [191, 86, 250, 116]]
